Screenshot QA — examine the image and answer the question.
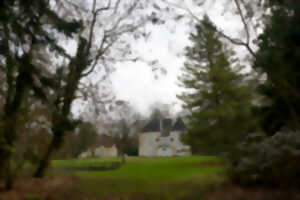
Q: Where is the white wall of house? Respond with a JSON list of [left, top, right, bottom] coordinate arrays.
[[171, 131, 191, 156], [94, 145, 118, 157], [139, 131, 191, 157], [139, 131, 160, 156], [79, 145, 118, 158]]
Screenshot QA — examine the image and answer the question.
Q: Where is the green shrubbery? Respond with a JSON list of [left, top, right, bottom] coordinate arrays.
[[227, 130, 300, 187]]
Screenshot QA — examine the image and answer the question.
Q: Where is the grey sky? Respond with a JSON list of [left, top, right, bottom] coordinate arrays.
[[110, 1, 246, 116]]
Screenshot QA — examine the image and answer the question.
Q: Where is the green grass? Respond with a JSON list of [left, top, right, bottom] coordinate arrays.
[[52, 156, 224, 199]]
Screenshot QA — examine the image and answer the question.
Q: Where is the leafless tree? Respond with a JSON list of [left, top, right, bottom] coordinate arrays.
[[33, 0, 156, 177], [163, 0, 266, 58]]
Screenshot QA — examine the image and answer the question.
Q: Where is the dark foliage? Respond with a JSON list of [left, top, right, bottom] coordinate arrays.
[[227, 130, 300, 187], [178, 16, 256, 154], [253, 0, 300, 134], [0, 0, 80, 189]]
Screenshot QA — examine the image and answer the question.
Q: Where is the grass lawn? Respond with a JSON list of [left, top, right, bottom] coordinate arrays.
[[52, 156, 224, 199]]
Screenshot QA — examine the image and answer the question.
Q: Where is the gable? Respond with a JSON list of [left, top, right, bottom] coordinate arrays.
[[171, 118, 186, 131], [142, 118, 186, 133], [142, 119, 160, 132]]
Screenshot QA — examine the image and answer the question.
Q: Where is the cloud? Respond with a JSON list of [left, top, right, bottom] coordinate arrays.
[[110, 1, 247, 116], [110, 20, 190, 115]]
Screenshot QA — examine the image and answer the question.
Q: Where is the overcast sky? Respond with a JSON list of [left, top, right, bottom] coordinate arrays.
[[109, 1, 245, 116]]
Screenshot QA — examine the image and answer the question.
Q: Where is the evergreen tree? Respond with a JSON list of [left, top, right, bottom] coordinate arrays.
[[178, 16, 255, 154], [253, 0, 300, 134]]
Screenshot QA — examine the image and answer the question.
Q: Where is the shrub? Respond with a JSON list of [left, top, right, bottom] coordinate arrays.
[[226, 130, 300, 187]]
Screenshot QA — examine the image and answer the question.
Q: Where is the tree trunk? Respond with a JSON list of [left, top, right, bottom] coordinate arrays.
[[34, 51, 83, 178], [34, 132, 63, 178], [0, 61, 30, 188], [0, 117, 18, 190], [4, 160, 13, 190], [0, 152, 14, 190], [34, 142, 53, 178]]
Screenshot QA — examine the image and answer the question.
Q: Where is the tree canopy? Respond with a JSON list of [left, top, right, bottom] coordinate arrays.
[[253, 0, 300, 134], [178, 16, 256, 153]]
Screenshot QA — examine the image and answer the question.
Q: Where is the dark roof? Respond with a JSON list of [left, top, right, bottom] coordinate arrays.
[[162, 119, 172, 130], [142, 119, 160, 132], [142, 118, 186, 133], [171, 118, 186, 131]]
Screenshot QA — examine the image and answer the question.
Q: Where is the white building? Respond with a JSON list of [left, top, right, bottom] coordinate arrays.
[[79, 135, 118, 158], [94, 144, 118, 157], [139, 118, 191, 157]]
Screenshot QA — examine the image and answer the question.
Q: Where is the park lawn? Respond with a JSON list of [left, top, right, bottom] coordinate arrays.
[[52, 156, 224, 199]]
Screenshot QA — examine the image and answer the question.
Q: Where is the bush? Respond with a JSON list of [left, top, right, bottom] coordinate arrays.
[[226, 130, 300, 187]]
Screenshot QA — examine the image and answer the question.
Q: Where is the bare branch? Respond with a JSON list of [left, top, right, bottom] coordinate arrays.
[[104, 57, 139, 63], [216, 28, 257, 57], [86, 0, 112, 55], [81, 36, 118, 78], [165, 0, 257, 58], [113, 0, 121, 14], [233, 0, 250, 44], [81, 1, 144, 78], [80, 32, 107, 77], [63, 0, 89, 13], [106, 1, 139, 34]]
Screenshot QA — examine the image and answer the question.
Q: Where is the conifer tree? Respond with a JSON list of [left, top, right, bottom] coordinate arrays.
[[178, 16, 255, 153]]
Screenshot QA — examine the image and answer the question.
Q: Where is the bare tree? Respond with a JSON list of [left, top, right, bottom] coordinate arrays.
[[163, 0, 266, 58], [33, 0, 155, 177]]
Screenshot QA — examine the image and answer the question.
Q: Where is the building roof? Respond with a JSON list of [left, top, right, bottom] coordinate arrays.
[[142, 119, 160, 132], [142, 118, 186, 133], [162, 119, 172, 130], [171, 118, 186, 131]]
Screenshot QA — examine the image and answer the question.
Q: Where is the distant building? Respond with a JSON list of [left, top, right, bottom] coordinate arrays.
[[139, 118, 191, 157], [94, 135, 118, 157], [79, 135, 118, 158]]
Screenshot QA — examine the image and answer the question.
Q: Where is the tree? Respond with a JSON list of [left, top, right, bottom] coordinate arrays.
[[166, 0, 299, 134], [13, 100, 52, 171], [76, 122, 98, 156], [178, 16, 256, 153], [252, 0, 300, 134], [56, 121, 99, 159], [33, 0, 156, 177], [0, 0, 80, 189]]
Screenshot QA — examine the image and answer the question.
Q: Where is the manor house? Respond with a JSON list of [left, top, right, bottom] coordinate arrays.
[[139, 118, 191, 157]]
